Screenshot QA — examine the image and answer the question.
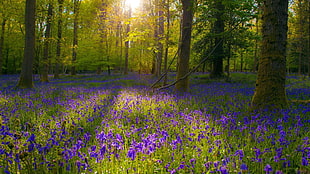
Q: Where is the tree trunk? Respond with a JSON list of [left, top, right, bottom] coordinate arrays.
[[71, 0, 80, 76], [17, 0, 36, 88], [41, 3, 52, 82], [154, 0, 164, 77], [175, 0, 193, 93], [210, 0, 225, 78], [0, 18, 6, 75], [54, 0, 64, 79], [163, 0, 170, 85], [251, 0, 289, 111], [124, 7, 131, 75]]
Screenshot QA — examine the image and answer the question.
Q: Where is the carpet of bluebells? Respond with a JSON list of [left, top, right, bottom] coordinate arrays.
[[0, 73, 309, 174]]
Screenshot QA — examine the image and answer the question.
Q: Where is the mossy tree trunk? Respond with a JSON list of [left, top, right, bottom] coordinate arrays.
[[175, 0, 194, 93], [17, 0, 36, 88], [251, 0, 289, 111]]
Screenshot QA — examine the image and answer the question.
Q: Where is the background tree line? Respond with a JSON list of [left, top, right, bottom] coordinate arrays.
[[0, 0, 309, 77]]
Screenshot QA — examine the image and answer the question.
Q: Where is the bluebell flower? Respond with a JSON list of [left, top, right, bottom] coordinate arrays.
[[27, 134, 36, 142], [264, 164, 272, 173], [302, 157, 308, 166], [240, 163, 248, 170]]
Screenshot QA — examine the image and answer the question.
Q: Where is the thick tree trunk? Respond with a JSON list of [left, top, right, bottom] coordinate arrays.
[[54, 0, 64, 79], [41, 3, 52, 82], [0, 19, 6, 75], [210, 1, 224, 78], [175, 0, 193, 93], [17, 0, 36, 88], [251, 0, 289, 111], [71, 0, 80, 76]]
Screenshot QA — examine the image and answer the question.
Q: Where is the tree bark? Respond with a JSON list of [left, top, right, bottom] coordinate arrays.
[[124, 7, 131, 75], [54, 0, 64, 79], [41, 3, 52, 82], [71, 0, 80, 75], [163, 0, 170, 85], [17, 0, 36, 88], [251, 0, 289, 111], [210, 0, 225, 78], [175, 0, 194, 93], [0, 18, 6, 75]]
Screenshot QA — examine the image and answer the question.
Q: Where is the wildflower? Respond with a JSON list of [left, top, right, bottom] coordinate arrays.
[[127, 148, 136, 160], [264, 164, 272, 174], [27, 134, 36, 142], [240, 163, 248, 170], [302, 157, 308, 166], [219, 166, 228, 174], [276, 170, 283, 174]]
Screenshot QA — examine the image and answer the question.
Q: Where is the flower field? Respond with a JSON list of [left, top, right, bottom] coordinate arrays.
[[0, 73, 309, 174]]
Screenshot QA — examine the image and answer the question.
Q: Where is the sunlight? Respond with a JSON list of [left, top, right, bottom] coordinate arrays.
[[126, 0, 141, 11]]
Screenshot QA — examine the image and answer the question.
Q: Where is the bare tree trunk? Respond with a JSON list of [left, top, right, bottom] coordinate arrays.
[[163, 0, 170, 85], [253, 17, 259, 72], [0, 18, 6, 75], [17, 0, 36, 88], [210, 0, 225, 78], [54, 0, 64, 79], [41, 3, 52, 82], [251, 0, 289, 111], [71, 0, 80, 75], [175, 0, 194, 93], [124, 7, 131, 75]]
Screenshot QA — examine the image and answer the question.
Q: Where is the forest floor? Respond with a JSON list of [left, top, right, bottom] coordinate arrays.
[[0, 73, 309, 174]]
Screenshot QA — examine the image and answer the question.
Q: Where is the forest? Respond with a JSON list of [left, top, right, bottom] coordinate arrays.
[[0, 0, 309, 173]]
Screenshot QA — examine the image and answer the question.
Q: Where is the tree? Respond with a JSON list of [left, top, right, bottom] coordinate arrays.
[[251, 0, 289, 111], [54, 0, 64, 79], [0, 18, 5, 75], [210, 0, 225, 78], [175, 0, 194, 93], [17, 0, 36, 88], [124, 7, 131, 75], [71, 0, 81, 75], [41, 3, 53, 82]]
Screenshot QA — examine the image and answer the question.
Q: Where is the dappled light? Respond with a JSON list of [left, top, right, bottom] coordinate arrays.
[[0, 74, 309, 173]]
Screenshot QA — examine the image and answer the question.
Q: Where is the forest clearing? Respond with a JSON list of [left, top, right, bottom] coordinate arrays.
[[0, 73, 309, 173]]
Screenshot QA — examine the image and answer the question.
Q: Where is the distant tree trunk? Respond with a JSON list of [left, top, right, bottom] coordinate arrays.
[[71, 0, 80, 75], [17, 0, 36, 88], [41, 3, 52, 82], [124, 7, 131, 75], [175, 0, 193, 93], [0, 18, 6, 75], [251, 0, 289, 111], [154, 0, 164, 77], [210, 1, 225, 78], [54, 0, 64, 79], [163, 0, 170, 85], [253, 16, 259, 72]]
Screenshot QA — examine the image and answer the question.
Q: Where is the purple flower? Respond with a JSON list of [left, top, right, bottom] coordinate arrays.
[[264, 164, 272, 173], [27, 134, 36, 142], [127, 148, 136, 160], [276, 170, 283, 174], [302, 157, 308, 166], [240, 163, 248, 170]]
